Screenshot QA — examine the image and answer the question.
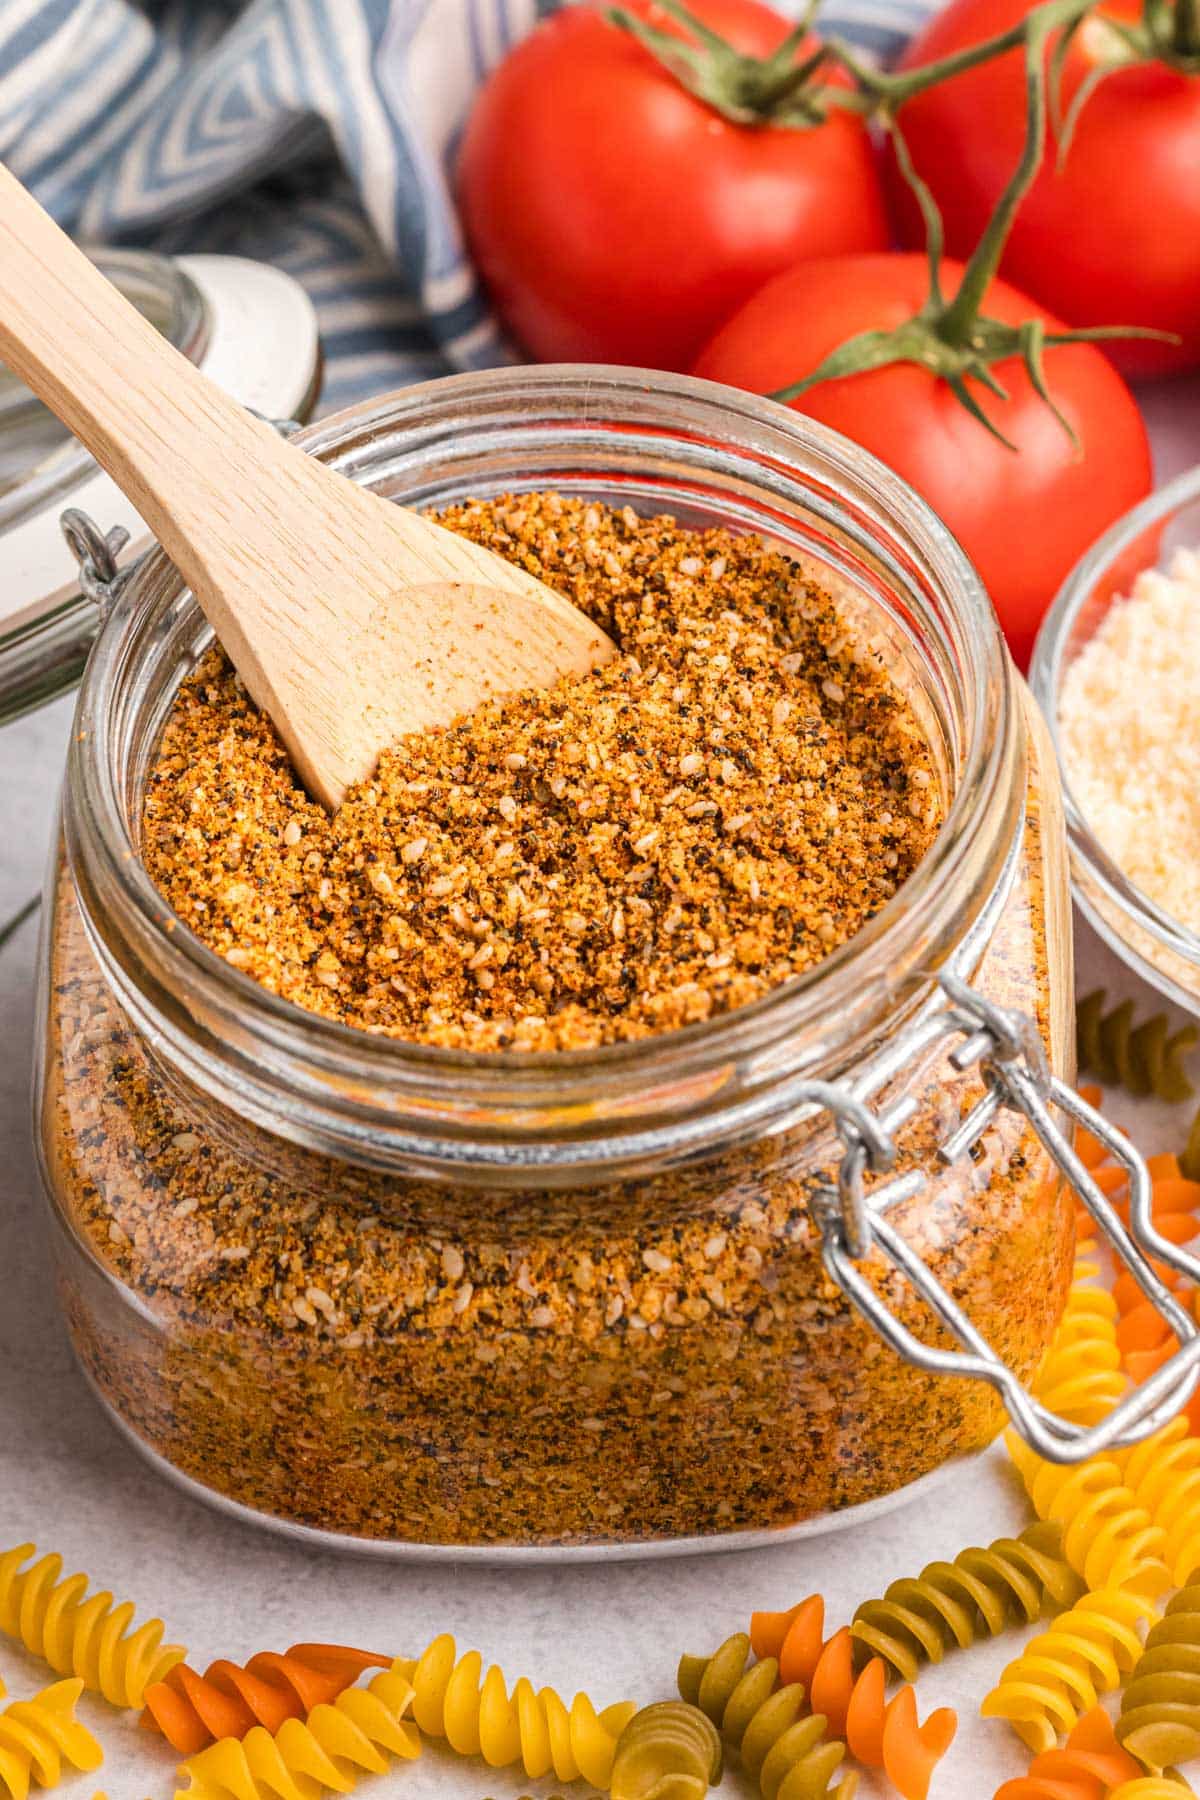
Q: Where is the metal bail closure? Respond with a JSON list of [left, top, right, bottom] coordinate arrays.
[[60, 508, 133, 620], [815, 970, 1200, 1463]]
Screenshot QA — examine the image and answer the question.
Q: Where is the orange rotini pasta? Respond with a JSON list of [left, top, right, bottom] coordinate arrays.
[[0, 1542, 184, 1709], [1074, 1086, 1131, 1230], [142, 1643, 389, 1753], [727, 1603, 954, 1799], [992, 1705, 1140, 1800], [0, 1675, 103, 1800], [981, 1587, 1159, 1753], [175, 1660, 419, 1800]]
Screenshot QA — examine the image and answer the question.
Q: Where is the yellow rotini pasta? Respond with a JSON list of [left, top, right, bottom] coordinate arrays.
[[980, 1586, 1159, 1753], [1031, 1255, 1126, 1426], [677, 1633, 855, 1800], [0, 1674, 103, 1800], [1117, 1584, 1200, 1771], [396, 1634, 635, 1787], [1116, 1416, 1200, 1588], [608, 1702, 723, 1800], [1004, 1437, 1171, 1597], [175, 1660, 419, 1799], [1108, 1781, 1196, 1798], [849, 1520, 1083, 1681], [0, 1542, 184, 1708], [1077, 991, 1198, 1102]]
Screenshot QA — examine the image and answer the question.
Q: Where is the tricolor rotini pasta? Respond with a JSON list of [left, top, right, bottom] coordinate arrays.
[[843, 1522, 1081, 1682], [676, 1634, 855, 1800], [397, 1634, 635, 1786], [683, 1622, 953, 1800], [1004, 1437, 1171, 1597], [981, 1587, 1159, 1753], [175, 1660, 419, 1799], [0, 1675, 103, 1800], [142, 1643, 389, 1753], [1183, 1107, 1200, 1184], [1117, 1583, 1200, 1770], [1077, 992, 1198, 1102], [1109, 1781, 1196, 1798], [992, 1705, 1140, 1800], [1031, 1254, 1126, 1426], [1115, 1417, 1200, 1589], [608, 1702, 722, 1800], [0, 1542, 185, 1708]]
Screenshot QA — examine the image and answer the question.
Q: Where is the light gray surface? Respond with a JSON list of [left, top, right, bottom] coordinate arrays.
[[0, 394, 1197, 1798]]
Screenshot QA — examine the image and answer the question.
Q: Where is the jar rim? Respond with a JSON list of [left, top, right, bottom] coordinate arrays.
[[63, 365, 1021, 1164]]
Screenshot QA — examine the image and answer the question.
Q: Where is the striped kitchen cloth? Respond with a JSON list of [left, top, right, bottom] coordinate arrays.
[[0, 0, 938, 414]]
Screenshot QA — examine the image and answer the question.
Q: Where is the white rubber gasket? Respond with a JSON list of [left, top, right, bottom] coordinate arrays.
[[0, 254, 320, 638]]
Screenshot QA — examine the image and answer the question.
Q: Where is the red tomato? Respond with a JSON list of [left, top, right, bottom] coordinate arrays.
[[693, 253, 1153, 668], [889, 0, 1200, 377], [457, 0, 888, 370]]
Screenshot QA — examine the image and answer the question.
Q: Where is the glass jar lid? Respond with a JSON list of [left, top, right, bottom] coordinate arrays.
[[0, 247, 321, 723]]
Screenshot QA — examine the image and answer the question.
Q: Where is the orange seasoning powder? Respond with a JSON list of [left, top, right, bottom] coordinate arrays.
[[142, 494, 940, 1050]]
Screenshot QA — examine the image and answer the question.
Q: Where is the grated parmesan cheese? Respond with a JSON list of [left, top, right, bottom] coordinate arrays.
[[1059, 547, 1200, 934]]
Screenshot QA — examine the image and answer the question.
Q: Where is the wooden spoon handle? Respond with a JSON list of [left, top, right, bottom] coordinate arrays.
[[0, 158, 287, 584]]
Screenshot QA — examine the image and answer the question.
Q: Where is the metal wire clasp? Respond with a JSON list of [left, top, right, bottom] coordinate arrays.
[[60, 509, 134, 619], [816, 970, 1200, 1463]]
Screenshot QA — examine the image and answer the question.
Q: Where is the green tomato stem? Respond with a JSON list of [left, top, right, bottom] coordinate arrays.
[[937, 0, 1091, 344]]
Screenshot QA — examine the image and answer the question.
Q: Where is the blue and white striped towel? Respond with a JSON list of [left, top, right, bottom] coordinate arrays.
[[0, 0, 939, 415]]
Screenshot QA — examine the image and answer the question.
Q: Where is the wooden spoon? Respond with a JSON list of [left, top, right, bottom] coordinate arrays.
[[0, 162, 615, 810]]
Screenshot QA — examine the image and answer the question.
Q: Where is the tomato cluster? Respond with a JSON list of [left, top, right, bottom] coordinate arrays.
[[458, 0, 1195, 665]]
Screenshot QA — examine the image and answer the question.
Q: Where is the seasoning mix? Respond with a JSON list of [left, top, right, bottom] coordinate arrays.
[[142, 495, 939, 1051], [41, 492, 1075, 1550]]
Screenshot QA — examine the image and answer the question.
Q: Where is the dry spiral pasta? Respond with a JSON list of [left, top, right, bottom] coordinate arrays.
[[1109, 1782, 1196, 1798], [844, 1520, 1082, 1682], [1183, 1107, 1200, 1183], [396, 1633, 635, 1786], [1031, 1256, 1126, 1426], [1076, 992, 1197, 1101], [677, 1633, 856, 1800], [0, 1675, 103, 1800], [992, 1704, 1141, 1800], [608, 1702, 723, 1800], [0, 1542, 185, 1708], [175, 1661, 419, 1799], [1004, 1436, 1171, 1596], [142, 1644, 389, 1753], [980, 1586, 1159, 1753], [745, 1603, 955, 1800], [1117, 1583, 1200, 1770], [1115, 1416, 1200, 1588]]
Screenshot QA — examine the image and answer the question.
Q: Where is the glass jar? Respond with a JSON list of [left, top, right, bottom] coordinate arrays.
[[35, 368, 1078, 1559], [1030, 465, 1200, 1019]]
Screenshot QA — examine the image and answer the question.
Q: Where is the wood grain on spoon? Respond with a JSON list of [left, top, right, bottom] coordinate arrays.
[[0, 161, 615, 810]]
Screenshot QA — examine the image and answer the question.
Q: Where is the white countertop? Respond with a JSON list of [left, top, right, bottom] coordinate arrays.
[[1, 386, 1197, 1800]]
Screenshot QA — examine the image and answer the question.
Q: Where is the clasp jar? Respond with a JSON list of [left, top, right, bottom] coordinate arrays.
[[33, 368, 1199, 1560]]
